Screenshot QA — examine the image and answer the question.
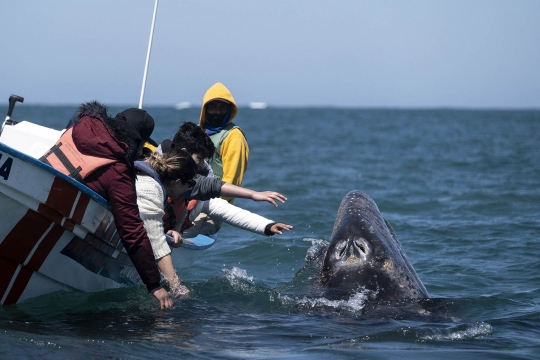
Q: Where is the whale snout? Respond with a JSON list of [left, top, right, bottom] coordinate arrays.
[[334, 238, 370, 265], [321, 191, 430, 300]]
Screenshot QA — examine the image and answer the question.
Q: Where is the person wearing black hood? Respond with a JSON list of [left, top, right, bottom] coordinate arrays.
[[40, 102, 173, 309]]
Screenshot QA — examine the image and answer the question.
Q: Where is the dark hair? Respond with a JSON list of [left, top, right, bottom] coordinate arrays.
[[149, 148, 197, 185], [172, 122, 215, 159]]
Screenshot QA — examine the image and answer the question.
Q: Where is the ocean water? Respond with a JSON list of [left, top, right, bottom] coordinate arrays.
[[1, 104, 540, 359]]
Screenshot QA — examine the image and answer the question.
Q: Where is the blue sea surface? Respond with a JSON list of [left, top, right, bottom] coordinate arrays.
[[1, 105, 540, 359]]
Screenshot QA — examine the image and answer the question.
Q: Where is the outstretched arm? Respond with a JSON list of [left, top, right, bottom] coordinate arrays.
[[220, 183, 287, 207], [201, 197, 292, 235], [180, 176, 287, 206], [267, 223, 293, 235]]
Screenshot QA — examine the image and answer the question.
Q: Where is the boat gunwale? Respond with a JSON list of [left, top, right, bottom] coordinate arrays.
[[0, 141, 110, 209]]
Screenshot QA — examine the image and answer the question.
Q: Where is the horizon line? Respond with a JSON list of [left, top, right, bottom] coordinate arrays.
[[3, 103, 540, 111]]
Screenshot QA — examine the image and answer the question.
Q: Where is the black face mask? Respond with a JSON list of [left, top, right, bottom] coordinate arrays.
[[206, 112, 227, 128]]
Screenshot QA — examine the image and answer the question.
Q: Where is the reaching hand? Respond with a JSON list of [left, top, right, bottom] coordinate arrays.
[[152, 287, 174, 309], [167, 230, 183, 248], [251, 191, 287, 207], [270, 223, 293, 235]]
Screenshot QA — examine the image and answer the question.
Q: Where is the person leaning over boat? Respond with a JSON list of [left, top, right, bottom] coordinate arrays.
[[134, 148, 196, 298], [134, 147, 289, 297], [158, 121, 217, 235], [199, 82, 248, 204], [158, 122, 292, 239], [39, 102, 173, 309]]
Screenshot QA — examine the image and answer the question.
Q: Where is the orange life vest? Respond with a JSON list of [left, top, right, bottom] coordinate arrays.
[[163, 197, 186, 232], [182, 199, 198, 231], [40, 127, 116, 182], [162, 198, 198, 233]]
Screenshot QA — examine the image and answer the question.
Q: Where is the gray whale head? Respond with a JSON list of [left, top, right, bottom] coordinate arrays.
[[321, 191, 429, 301]]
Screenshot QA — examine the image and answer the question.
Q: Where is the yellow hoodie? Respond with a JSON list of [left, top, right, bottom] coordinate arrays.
[[199, 82, 249, 203]]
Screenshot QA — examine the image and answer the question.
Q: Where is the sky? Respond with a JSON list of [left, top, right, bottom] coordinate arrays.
[[2, 0, 540, 108]]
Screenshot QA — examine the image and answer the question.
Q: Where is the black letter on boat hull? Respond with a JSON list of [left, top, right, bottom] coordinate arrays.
[[0, 156, 13, 180]]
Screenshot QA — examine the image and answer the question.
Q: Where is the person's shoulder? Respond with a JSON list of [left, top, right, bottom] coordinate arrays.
[[229, 126, 243, 132], [99, 162, 137, 188], [109, 161, 133, 175], [136, 172, 159, 185], [227, 127, 247, 140], [136, 176, 163, 203]]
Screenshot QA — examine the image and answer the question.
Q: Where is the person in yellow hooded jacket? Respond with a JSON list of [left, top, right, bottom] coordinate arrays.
[[199, 82, 249, 204]]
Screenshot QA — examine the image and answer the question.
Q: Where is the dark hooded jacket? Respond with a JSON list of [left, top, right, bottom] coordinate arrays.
[[68, 102, 161, 292]]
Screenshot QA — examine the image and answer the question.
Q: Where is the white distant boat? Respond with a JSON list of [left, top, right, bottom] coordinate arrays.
[[248, 102, 267, 109], [175, 102, 191, 110]]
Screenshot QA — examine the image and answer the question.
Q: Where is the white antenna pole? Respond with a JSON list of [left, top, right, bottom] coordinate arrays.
[[139, 0, 159, 109]]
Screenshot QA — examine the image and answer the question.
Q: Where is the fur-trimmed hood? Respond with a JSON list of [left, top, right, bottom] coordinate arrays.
[[71, 101, 137, 166], [72, 100, 111, 122]]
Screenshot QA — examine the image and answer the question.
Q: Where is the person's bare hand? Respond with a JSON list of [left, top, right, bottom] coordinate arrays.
[[270, 223, 293, 235], [153, 287, 174, 309], [167, 230, 183, 248], [251, 191, 287, 207]]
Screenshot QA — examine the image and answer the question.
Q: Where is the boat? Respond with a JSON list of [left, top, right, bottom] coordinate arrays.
[[248, 102, 268, 109], [175, 102, 191, 110], [0, 96, 215, 305]]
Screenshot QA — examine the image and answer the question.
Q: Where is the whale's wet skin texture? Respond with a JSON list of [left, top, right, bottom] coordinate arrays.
[[321, 191, 430, 301]]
